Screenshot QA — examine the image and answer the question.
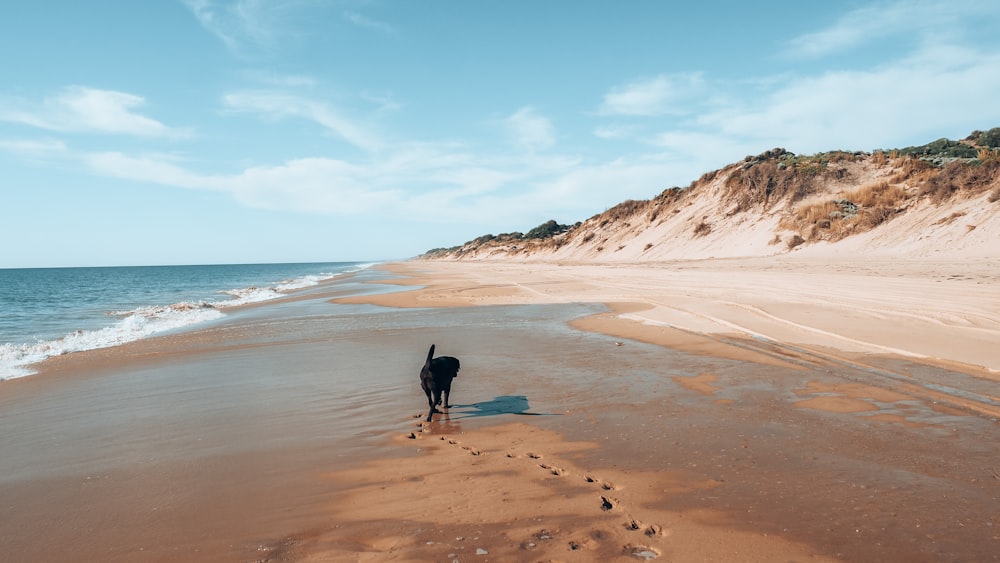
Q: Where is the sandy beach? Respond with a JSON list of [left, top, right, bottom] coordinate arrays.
[[1, 258, 998, 562]]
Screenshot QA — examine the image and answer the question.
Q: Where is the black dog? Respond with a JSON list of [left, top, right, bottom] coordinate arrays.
[[419, 344, 460, 422]]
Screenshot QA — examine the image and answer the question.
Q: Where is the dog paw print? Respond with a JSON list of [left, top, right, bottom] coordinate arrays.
[[539, 463, 566, 476], [527, 452, 542, 459], [585, 475, 618, 491], [436, 436, 481, 455]]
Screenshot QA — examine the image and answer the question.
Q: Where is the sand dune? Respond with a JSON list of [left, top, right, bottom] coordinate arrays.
[[425, 146, 1000, 264]]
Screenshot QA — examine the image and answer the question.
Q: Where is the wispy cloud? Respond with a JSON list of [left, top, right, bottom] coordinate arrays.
[[361, 90, 402, 113], [505, 107, 555, 151], [183, 0, 303, 57], [784, 0, 999, 58], [593, 123, 639, 140], [599, 73, 704, 116], [80, 141, 643, 228], [222, 91, 383, 152], [344, 11, 395, 34], [701, 45, 1000, 153], [0, 87, 188, 138], [630, 42, 1000, 171], [0, 138, 67, 155]]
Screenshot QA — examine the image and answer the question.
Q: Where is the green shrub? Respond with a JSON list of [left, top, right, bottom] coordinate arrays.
[[524, 219, 570, 240], [977, 127, 1000, 148], [896, 137, 976, 158]]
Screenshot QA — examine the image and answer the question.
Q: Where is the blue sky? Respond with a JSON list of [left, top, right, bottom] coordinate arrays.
[[2, 0, 999, 267]]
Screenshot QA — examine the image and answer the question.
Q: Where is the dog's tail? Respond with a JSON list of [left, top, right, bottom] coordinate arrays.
[[425, 344, 436, 366]]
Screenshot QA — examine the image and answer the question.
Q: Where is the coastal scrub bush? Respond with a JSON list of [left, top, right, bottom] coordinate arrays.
[[648, 187, 686, 222], [724, 160, 818, 210], [920, 159, 1000, 202], [605, 199, 647, 222], [897, 138, 977, 159], [524, 220, 570, 239], [852, 181, 906, 208], [974, 127, 1000, 148], [780, 181, 907, 242], [693, 221, 711, 237]]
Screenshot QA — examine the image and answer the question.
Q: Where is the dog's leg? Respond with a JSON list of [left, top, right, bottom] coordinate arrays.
[[426, 396, 436, 422], [442, 388, 451, 409], [423, 384, 436, 422], [427, 389, 443, 422]]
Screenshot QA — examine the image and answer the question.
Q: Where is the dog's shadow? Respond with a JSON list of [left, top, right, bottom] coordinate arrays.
[[449, 395, 559, 419]]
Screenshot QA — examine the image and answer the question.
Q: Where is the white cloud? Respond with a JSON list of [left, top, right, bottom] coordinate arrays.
[[0, 87, 187, 138], [593, 124, 638, 140], [697, 45, 1000, 153], [599, 73, 704, 116], [85, 152, 221, 190], [0, 138, 67, 156], [183, 0, 299, 57], [505, 107, 555, 151], [786, 2, 913, 58], [222, 91, 383, 152], [85, 151, 395, 215], [784, 0, 999, 58], [80, 140, 634, 228]]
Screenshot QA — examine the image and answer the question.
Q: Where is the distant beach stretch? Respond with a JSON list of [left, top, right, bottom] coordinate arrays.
[[1, 257, 998, 562]]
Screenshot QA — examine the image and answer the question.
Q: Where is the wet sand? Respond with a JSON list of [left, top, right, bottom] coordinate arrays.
[[1, 260, 998, 562]]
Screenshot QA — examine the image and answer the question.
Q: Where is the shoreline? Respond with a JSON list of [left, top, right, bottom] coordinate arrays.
[[0, 262, 376, 381], [1, 258, 998, 561]]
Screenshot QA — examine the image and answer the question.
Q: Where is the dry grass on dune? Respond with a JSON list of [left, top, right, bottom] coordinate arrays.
[[780, 181, 909, 243]]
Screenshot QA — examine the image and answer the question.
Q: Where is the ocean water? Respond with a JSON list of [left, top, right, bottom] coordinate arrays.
[[0, 262, 375, 380]]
